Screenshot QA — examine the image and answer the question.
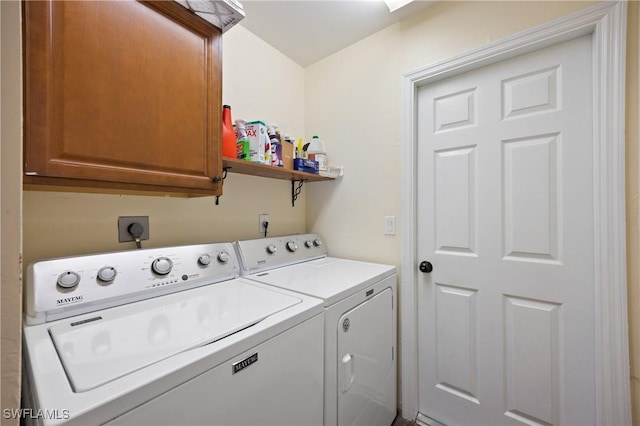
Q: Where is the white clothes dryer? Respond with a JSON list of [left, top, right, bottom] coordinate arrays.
[[235, 234, 397, 426], [22, 242, 324, 426]]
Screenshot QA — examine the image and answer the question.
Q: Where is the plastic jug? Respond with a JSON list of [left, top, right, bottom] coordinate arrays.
[[307, 135, 327, 171]]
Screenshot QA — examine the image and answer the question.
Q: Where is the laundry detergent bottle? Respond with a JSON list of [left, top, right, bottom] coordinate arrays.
[[222, 105, 236, 158]]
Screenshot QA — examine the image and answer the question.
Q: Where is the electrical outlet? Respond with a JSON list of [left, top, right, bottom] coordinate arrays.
[[118, 216, 150, 243], [259, 214, 269, 234]]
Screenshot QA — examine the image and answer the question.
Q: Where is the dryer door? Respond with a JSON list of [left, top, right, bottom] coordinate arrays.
[[337, 287, 395, 426]]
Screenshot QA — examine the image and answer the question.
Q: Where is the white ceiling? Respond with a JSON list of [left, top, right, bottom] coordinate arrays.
[[238, 0, 435, 67]]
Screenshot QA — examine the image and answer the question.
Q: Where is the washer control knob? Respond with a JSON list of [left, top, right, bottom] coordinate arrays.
[[305, 240, 314, 248], [198, 254, 212, 266], [57, 271, 81, 289], [97, 266, 117, 283], [266, 244, 277, 254], [313, 239, 322, 247], [286, 241, 298, 252], [152, 257, 173, 275], [218, 251, 230, 263]]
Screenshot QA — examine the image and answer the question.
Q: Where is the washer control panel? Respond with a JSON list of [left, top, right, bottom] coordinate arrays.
[[25, 243, 239, 325], [235, 233, 328, 274]]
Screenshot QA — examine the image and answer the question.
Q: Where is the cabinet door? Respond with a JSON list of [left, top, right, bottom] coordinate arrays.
[[23, 0, 223, 195]]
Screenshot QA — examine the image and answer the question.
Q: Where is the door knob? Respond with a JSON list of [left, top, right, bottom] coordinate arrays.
[[419, 261, 433, 273]]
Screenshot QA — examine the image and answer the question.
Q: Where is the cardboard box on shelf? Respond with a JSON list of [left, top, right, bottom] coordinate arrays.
[[281, 140, 294, 169]]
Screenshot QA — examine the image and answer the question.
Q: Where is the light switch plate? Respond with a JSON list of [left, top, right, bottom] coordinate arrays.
[[384, 216, 396, 235]]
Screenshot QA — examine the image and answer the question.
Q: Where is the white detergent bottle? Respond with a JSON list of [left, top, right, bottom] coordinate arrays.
[[307, 135, 327, 172]]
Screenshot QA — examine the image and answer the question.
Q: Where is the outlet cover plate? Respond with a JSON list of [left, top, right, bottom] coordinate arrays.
[[118, 216, 150, 243], [259, 214, 269, 234]]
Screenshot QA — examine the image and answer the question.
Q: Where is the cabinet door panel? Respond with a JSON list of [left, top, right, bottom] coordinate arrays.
[[24, 0, 222, 194]]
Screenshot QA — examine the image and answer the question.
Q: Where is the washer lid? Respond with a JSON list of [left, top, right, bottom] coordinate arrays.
[[48, 280, 301, 392], [247, 257, 396, 306]]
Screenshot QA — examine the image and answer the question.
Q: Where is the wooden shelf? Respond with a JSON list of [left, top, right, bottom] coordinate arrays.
[[222, 157, 334, 182]]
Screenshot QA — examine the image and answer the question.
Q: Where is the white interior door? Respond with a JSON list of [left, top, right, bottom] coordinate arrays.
[[417, 34, 594, 425]]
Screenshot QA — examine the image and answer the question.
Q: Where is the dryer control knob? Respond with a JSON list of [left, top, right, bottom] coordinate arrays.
[[313, 239, 322, 247], [286, 241, 298, 252], [198, 254, 212, 266], [152, 257, 173, 275], [305, 240, 313, 248], [266, 244, 277, 254], [217, 251, 230, 263], [97, 266, 117, 283], [57, 271, 80, 289]]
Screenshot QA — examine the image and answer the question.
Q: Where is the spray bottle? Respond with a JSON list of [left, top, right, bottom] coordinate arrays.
[[235, 119, 250, 160], [267, 123, 280, 167]]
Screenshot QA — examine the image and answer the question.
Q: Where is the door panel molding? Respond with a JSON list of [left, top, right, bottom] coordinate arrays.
[[400, 2, 628, 424]]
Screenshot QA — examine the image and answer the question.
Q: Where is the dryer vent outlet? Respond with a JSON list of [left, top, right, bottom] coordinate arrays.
[[118, 216, 150, 243]]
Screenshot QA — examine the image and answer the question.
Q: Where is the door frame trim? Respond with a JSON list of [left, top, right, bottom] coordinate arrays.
[[400, 2, 629, 423]]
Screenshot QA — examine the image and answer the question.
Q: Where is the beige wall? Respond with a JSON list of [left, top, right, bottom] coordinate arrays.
[[1, 1, 23, 423], [4, 0, 640, 423], [12, 18, 306, 418], [21, 24, 307, 268], [305, 0, 597, 263], [304, 0, 640, 419]]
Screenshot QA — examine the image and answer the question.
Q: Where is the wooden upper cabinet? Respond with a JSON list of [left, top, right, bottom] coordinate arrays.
[[23, 0, 223, 196]]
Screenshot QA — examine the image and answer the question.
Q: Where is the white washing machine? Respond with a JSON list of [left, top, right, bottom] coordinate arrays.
[[235, 234, 397, 426], [22, 242, 324, 426]]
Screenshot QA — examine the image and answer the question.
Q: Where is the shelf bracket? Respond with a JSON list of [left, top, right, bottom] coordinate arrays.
[[292, 179, 304, 207], [215, 167, 230, 206]]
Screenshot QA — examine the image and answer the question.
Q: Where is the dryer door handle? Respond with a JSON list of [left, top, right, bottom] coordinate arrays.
[[341, 353, 355, 394]]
